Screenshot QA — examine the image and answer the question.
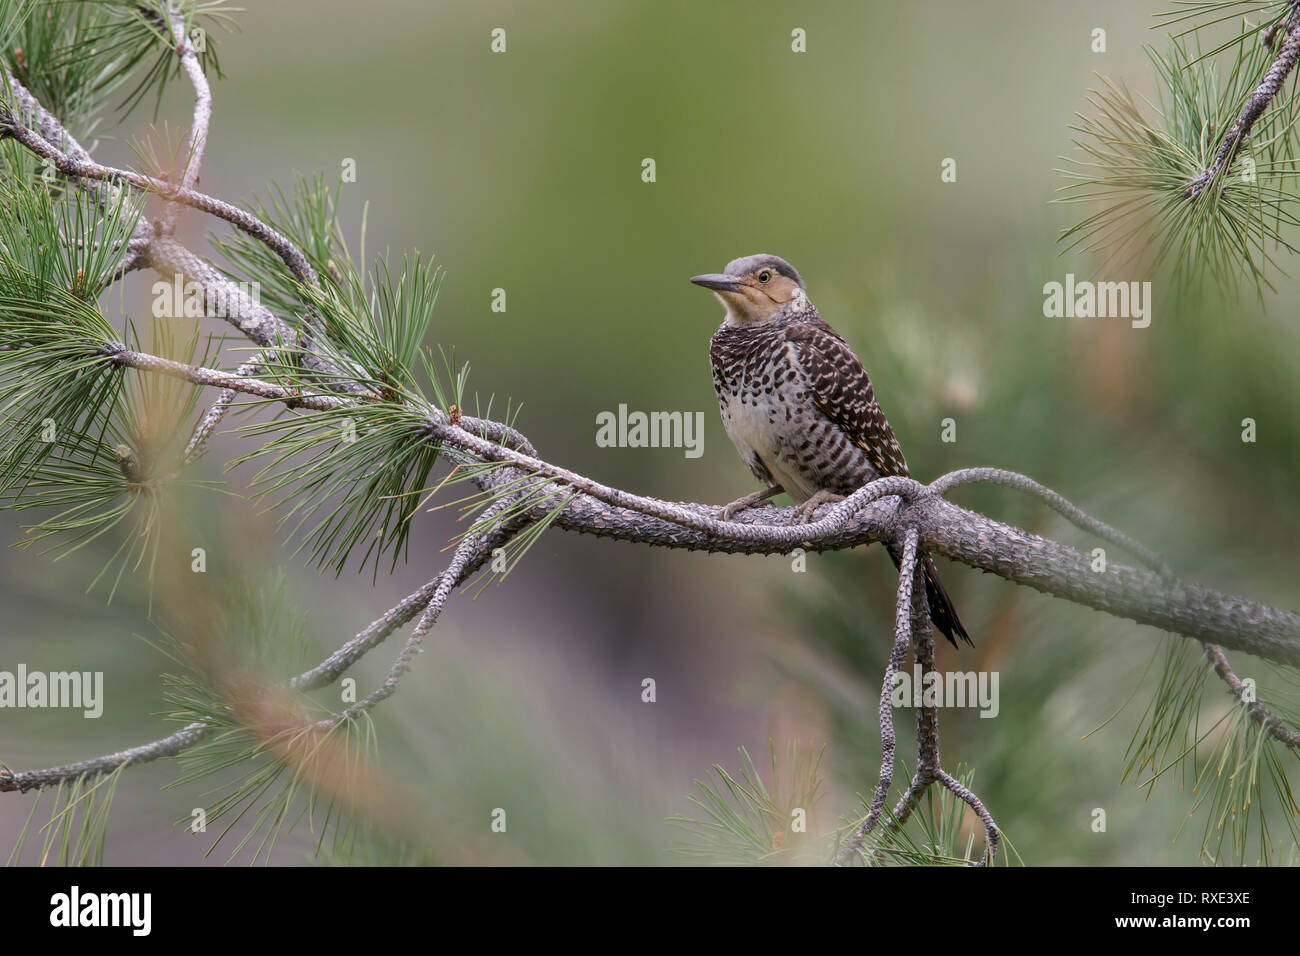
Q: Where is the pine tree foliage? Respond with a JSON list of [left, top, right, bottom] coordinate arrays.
[[229, 250, 458, 578], [6, 764, 125, 866], [156, 579, 373, 864], [2, 0, 234, 128], [1056, 1, 1300, 866], [1120, 637, 1300, 864], [1060, 1, 1300, 295], [0, 0, 486, 862], [668, 743, 829, 865], [848, 764, 1023, 867]]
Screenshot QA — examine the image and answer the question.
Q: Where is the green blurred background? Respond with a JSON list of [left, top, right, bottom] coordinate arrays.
[[2, 0, 1299, 864]]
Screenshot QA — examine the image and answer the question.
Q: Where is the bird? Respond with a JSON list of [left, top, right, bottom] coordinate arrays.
[[691, 253, 972, 649]]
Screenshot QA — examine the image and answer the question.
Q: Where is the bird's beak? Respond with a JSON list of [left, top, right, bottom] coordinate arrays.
[[690, 273, 743, 293]]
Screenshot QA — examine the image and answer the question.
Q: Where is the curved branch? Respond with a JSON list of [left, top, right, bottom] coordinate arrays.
[[3, 69, 156, 269], [1203, 643, 1300, 748], [100, 341, 1300, 668], [0, 723, 211, 793], [161, 2, 212, 235], [1187, 18, 1300, 197], [0, 494, 524, 793], [932, 466, 1170, 577], [0, 118, 316, 285], [832, 532, 1000, 866], [144, 236, 296, 346], [935, 768, 1000, 865], [836, 526, 919, 862], [325, 495, 522, 724]]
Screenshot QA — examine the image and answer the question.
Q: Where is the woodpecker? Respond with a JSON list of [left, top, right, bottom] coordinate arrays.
[[691, 253, 972, 649]]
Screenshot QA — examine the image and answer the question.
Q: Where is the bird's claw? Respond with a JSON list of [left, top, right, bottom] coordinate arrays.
[[717, 486, 783, 522], [785, 504, 814, 526], [785, 490, 845, 525], [718, 499, 759, 522]]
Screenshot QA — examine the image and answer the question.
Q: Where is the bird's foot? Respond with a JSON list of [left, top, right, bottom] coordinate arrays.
[[787, 490, 845, 525], [717, 486, 783, 522]]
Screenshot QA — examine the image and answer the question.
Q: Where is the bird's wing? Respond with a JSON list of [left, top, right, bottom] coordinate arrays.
[[784, 322, 910, 478]]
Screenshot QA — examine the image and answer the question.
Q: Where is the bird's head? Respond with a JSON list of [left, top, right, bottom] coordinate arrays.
[[690, 254, 807, 325]]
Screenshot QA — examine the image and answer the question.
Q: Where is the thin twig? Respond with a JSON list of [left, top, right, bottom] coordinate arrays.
[[0, 494, 525, 793], [0, 117, 316, 285], [324, 496, 522, 724], [1203, 642, 1300, 747], [108, 345, 344, 409], [183, 351, 270, 462], [1187, 19, 1300, 197], [0, 723, 211, 793], [835, 527, 919, 863], [160, 2, 212, 235], [933, 466, 1171, 578], [935, 768, 1000, 866]]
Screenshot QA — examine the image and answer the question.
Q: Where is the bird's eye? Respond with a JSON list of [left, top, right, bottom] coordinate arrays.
[[758, 270, 772, 283]]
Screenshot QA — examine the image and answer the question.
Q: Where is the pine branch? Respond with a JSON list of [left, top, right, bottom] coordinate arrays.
[[0, 723, 212, 793], [835, 526, 919, 861], [158, 1, 210, 235], [0, 491, 527, 794], [1059, 23, 1300, 293], [3, 68, 155, 271], [1187, 17, 1300, 196], [183, 350, 269, 462], [835, 550, 1001, 867], [322, 495, 517, 725], [1204, 642, 1300, 746], [88, 338, 1300, 668], [0, 95, 316, 285], [932, 467, 1172, 577]]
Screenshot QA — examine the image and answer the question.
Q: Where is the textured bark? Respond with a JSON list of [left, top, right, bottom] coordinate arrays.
[[517, 479, 1300, 667]]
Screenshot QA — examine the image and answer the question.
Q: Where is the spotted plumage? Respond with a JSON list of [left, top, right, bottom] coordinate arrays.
[[695, 254, 971, 648]]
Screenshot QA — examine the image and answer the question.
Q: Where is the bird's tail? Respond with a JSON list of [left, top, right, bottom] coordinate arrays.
[[885, 545, 973, 649]]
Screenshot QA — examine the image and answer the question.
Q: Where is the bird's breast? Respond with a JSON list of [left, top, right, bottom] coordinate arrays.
[[712, 338, 824, 503]]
